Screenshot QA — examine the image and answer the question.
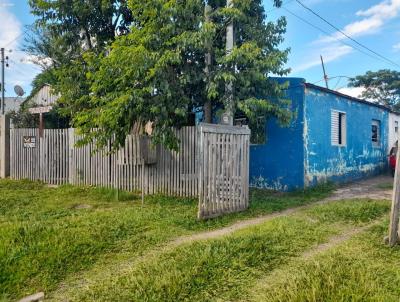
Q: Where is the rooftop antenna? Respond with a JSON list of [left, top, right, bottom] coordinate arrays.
[[320, 55, 329, 89]]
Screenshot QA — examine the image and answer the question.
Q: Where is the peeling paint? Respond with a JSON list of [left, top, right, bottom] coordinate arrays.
[[250, 77, 390, 191], [304, 85, 388, 187], [250, 176, 289, 191]]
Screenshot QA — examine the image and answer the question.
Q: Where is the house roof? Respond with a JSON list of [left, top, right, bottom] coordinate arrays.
[[304, 82, 400, 114], [3, 97, 25, 113]]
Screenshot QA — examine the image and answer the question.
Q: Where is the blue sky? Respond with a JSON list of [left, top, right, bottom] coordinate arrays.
[[1, 0, 399, 97]]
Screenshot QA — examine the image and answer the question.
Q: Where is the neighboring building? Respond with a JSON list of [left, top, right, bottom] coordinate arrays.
[[30, 84, 59, 106], [3, 97, 25, 113], [250, 78, 390, 191], [388, 112, 400, 152]]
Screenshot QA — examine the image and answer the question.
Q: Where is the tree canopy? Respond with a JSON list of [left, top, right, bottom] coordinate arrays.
[[23, 0, 134, 128], [349, 69, 400, 110], [28, 0, 133, 55], [27, 0, 292, 150]]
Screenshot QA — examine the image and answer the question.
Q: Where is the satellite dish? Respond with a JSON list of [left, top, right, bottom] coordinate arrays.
[[14, 85, 25, 97]]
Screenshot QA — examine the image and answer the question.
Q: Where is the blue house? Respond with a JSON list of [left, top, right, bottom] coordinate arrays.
[[250, 78, 389, 191]]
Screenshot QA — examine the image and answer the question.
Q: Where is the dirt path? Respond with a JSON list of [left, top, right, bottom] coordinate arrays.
[[173, 175, 393, 245], [325, 175, 392, 201], [302, 219, 382, 258], [248, 218, 384, 302]]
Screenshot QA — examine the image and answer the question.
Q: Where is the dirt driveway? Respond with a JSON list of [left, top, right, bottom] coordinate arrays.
[[327, 175, 393, 201], [173, 175, 394, 245]]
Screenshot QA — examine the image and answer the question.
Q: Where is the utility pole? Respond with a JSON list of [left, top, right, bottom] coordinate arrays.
[[389, 140, 400, 246], [203, 2, 212, 124], [1, 48, 5, 115], [223, 0, 234, 126], [320, 55, 329, 89]]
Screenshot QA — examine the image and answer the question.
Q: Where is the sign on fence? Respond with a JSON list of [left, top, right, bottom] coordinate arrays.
[[23, 136, 36, 148]]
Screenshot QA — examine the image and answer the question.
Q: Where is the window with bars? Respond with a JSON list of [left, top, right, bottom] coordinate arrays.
[[331, 110, 346, 147], [372, 119, 380, 147]]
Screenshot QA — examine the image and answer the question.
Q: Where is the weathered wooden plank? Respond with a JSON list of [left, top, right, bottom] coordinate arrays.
[[198, 123, 251, 135]]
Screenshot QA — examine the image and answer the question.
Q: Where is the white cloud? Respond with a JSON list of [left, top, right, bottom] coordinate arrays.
[[356, 0, 400, 19], [320, 0, 400, 43], [338, 87, 366, 99], [292, 44, 353, 73], [0, 4, 41, 96], [0, 4, 21, 49], [394, 42, 400, 52], [292, 0, 400, 74], [0, 2, 14, 8]]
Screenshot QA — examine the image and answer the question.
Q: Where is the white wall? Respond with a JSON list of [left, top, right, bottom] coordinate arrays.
[[31, 85, 60, 106], [388, 112, 400, 153], [4, 97, 24, 113]]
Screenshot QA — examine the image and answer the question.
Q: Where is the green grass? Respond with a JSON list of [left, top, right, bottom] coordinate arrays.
[[53, 199, 391, 302], [249, 221, 400, 302], [375, 182, 393, 190], [0, 179, 333, 301]]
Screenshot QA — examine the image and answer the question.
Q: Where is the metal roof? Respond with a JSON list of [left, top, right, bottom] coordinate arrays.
[[304, 82, 400, 114]]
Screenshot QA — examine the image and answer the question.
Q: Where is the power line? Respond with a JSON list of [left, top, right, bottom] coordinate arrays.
[[8, 58, 40, 79], [266, 0, 295, 14], [3, 28, 29, 49], [294, 0, 400, 69], [279, 75, 354, 92], [282, 7, 393, 67], [333, 77, 342, 89]]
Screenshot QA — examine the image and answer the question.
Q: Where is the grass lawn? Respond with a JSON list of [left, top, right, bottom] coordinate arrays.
[[56, 199, 391, 302], [0, 179, 333, 301], [250, 221, 400, 302], [375, 182, 393, 190]]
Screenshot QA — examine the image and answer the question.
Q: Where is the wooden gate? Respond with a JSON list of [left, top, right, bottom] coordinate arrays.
[[197, 123, 250, 219]]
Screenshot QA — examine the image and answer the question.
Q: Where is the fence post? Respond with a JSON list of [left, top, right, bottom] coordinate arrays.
[[0, 115, 10, 178], [68, 128, 74, 185]]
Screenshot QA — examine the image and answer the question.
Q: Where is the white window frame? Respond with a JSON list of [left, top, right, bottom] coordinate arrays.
[[331, 110, 347, 147]]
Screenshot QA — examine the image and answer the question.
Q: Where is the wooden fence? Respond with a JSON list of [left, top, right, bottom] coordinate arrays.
[[197, 124, 250, 219], [9, 124, 250, 219], [11, 127, 198, 196], [69, 127, 198, 196]]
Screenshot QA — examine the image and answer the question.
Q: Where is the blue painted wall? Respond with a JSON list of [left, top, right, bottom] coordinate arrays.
[[304, 86, 389, 187], [249, 78, 306, 191]]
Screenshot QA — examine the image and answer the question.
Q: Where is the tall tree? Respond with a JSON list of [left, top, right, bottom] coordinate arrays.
[[25, 0, 134, 125], [68, 0, 291, 151], [349, 69, 400, 110], [28, 0, 133, 55]]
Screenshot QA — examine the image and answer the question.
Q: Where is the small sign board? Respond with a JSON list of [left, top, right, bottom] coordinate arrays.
[[220, 112, 233, 125], [28, 106, 53, 114], [23, 136, 36, 148]]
